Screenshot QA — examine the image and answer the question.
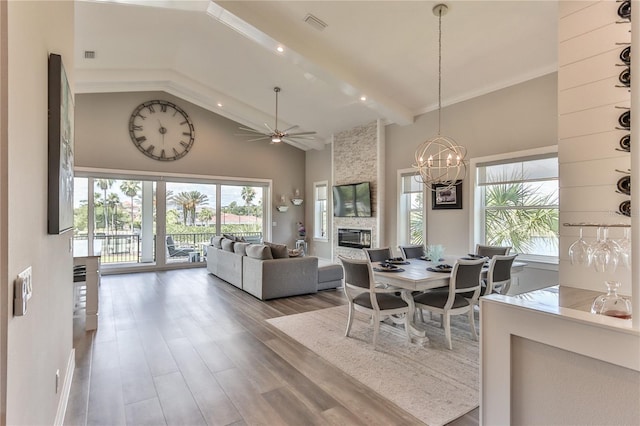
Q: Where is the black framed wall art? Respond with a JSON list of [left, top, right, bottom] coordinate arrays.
[[432, 181, 462, 210], [48, 53, 74, 234]]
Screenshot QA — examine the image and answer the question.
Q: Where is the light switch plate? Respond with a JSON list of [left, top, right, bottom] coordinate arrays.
[[18, 266, 32, 300]]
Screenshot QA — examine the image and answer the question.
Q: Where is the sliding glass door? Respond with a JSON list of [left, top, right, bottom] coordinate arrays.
[[73, 173, 270, 271]]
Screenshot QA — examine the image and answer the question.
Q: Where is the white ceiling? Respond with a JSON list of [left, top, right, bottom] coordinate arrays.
[[75, 0, 558, 150]]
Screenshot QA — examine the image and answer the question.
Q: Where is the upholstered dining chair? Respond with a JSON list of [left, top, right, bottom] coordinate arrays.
[[399, 244, 425, 260], [339, 256, 411, 349], [475, 244, 511, 258], [364, 247, 393, 263], [413, 258, 485, 349], [484, 254, 518, 296]]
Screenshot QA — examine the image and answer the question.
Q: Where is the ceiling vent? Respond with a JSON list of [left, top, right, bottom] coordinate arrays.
[[84, 50, 96, 59], [303, 14, 327, 31]]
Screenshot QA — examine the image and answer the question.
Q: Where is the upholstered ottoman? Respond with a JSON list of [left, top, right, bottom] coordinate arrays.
[[317, 259, 344, 291]]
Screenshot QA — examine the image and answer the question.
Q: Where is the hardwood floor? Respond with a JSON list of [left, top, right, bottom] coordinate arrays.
[[64, 268, 479, 426]]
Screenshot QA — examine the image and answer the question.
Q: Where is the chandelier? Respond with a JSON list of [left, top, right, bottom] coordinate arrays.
[[413, 4, 467, 191]]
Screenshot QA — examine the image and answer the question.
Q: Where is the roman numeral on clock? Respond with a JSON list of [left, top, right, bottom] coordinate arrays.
[[135, 136, 147, 144], [160, 149, 166, 159], [180, 141, 189, 148], [145, 145, 155, 154], [132, 125, 143, 131]]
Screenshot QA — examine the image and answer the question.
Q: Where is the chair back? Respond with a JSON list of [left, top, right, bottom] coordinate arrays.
[[399, 245, 424, 259], [487, 254, 518, 294], [451, 258, 485, 294], [476, 244, 511, 258], [166, 235, 175, 248], [364, 247, 392, 263], [339, 256, 374, 290]]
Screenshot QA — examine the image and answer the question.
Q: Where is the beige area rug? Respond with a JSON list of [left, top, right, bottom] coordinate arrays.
[[267, 305, 479, 426]]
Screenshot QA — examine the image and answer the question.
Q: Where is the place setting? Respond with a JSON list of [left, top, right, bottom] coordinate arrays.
[[374, 261, 406, 273]]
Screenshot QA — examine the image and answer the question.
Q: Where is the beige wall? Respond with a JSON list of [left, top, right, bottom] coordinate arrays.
[[75, 91, 306, 246], [6, 1, 74, 424], [384, 73, 558, 255]]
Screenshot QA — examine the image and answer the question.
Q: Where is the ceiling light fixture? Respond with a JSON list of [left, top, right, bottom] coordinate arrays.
[[276, 46, 284, 53], [360, 96, 367, 101], [413, 4, 467, 192]]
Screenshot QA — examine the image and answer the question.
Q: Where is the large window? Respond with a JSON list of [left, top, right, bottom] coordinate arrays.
[[314, 181, 328, 240], [398, 171, 425, 246], [73, 171, 270, 269], [474, 151, 558, 261]]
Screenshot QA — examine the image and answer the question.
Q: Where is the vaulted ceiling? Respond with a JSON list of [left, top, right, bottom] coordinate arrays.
[[75, 0, 558, 150]]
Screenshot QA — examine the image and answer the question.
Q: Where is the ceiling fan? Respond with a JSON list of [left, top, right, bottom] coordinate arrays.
[[238, 87, 317, 144]]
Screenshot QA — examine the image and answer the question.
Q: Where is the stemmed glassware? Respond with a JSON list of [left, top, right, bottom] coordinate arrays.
[[587, 227, 620, 273], [568, 227, 590, 266]]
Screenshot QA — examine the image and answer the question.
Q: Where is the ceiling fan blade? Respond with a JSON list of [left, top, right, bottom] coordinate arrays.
[[238, 126, 264, 134], [245, 136, 271, 142], [286, 131, 317, 136], [282, 125, 299, 133], [264, 122, 275, 133]]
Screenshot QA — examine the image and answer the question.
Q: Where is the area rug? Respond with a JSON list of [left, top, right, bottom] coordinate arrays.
[[267, 305, 478, 426]]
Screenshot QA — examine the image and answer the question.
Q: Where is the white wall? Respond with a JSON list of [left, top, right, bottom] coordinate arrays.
[[6, 1, 74, 424], [75, 91, 307, 247]]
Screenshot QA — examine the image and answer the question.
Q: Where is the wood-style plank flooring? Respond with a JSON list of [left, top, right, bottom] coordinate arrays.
[[64, 268, 478, 426]]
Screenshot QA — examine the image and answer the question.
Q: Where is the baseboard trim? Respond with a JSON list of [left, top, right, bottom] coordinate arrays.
[[54, 348, 75, 426]]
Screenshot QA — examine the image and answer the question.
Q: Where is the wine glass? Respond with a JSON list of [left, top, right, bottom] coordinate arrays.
[[615, 227, 632, 270], [589, 227, 620, 273], [568, 227, 590, 266]]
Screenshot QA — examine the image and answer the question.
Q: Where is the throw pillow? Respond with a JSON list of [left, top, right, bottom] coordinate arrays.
[[264, 242, 289, 259], [221, 238, 235, 252], [211, 235, 224, 248], [288, 248, 303, 257], [245, 244, 273, 260], [234, 242, 250, 256]]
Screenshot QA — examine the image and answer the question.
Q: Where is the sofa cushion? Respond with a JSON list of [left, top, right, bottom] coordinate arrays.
[[288, 248, 303, 257], [211, 235, 224, 248], [264, 242, 289, 259], [234, 242, 250, 256], [221, 238, 235, 252], [246, 244, 273, 260], [223, 233, 246, 242]]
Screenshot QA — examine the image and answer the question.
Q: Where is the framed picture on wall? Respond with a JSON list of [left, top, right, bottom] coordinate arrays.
[[48, 53, 75, 234], [432, 181, 462, 210]]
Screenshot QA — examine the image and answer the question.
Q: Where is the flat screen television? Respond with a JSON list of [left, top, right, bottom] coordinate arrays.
[[333, 182, 372, 217]]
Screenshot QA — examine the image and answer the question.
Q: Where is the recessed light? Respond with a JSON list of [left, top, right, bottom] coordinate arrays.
[[217, 103, 223, 108], [360, 96, 367, 102], [276, 46, 284, 53]]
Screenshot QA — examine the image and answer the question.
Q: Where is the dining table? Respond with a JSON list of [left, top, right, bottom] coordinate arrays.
[[372, 256, 527, 342]]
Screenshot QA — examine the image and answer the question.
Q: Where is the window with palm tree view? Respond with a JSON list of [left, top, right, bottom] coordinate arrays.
[[399, 173, 425, 246], [74, 175, 267, 268], [476, 155, 558, 260]]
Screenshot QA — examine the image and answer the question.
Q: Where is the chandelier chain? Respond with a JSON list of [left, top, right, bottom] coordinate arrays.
[[437, 6, 442, 136]]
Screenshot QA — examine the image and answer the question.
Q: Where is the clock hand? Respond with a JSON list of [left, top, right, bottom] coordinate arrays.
[[158, 119, 167, 146]]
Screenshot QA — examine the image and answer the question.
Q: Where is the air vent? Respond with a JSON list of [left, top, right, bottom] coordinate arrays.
[[84, 51, 96, 59], [303, 14, 327, 31]]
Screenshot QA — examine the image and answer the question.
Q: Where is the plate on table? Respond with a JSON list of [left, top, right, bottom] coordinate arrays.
[[374, 264, 405, 273], [420, 256, 444, 262], [466, 253, 484, 259], [386, 257, 410, 265], [427, 264, 453, 273]]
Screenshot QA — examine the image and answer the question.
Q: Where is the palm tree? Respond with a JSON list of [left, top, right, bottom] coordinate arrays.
[[95, 179, 114, 233], [106, 193, 120, 232], [199, 207, 214, 226], [171, 191, 209, 225], [120, 181, 141, 234], [484, 179, 558, 254]]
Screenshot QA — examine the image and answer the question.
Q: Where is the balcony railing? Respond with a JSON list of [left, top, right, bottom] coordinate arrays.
[[73, 231, 263, 265]]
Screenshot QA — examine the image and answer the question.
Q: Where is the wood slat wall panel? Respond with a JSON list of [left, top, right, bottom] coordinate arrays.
[[559, 23, 629, 67], [559, 48, 624, 90], [558, 130, 628, 163]]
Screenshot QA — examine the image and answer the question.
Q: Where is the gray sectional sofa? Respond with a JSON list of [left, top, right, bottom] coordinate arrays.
[[206, 236, 343, 300]]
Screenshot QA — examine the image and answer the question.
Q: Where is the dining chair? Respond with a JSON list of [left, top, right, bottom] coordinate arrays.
[[484, 254, 518, 295], [475, 244, 511, 258], [413, 258, 485, 350], [339, 256, 411, 349], [364, 247, 393, 263], [399, 244, 425, 260]]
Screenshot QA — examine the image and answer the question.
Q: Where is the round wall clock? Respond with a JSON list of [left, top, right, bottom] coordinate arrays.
[[128, 100, 195, 161]]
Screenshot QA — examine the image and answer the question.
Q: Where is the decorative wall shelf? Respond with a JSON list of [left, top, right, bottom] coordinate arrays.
[[291, 198, 303, 206], [276, 205, 289, 213]]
